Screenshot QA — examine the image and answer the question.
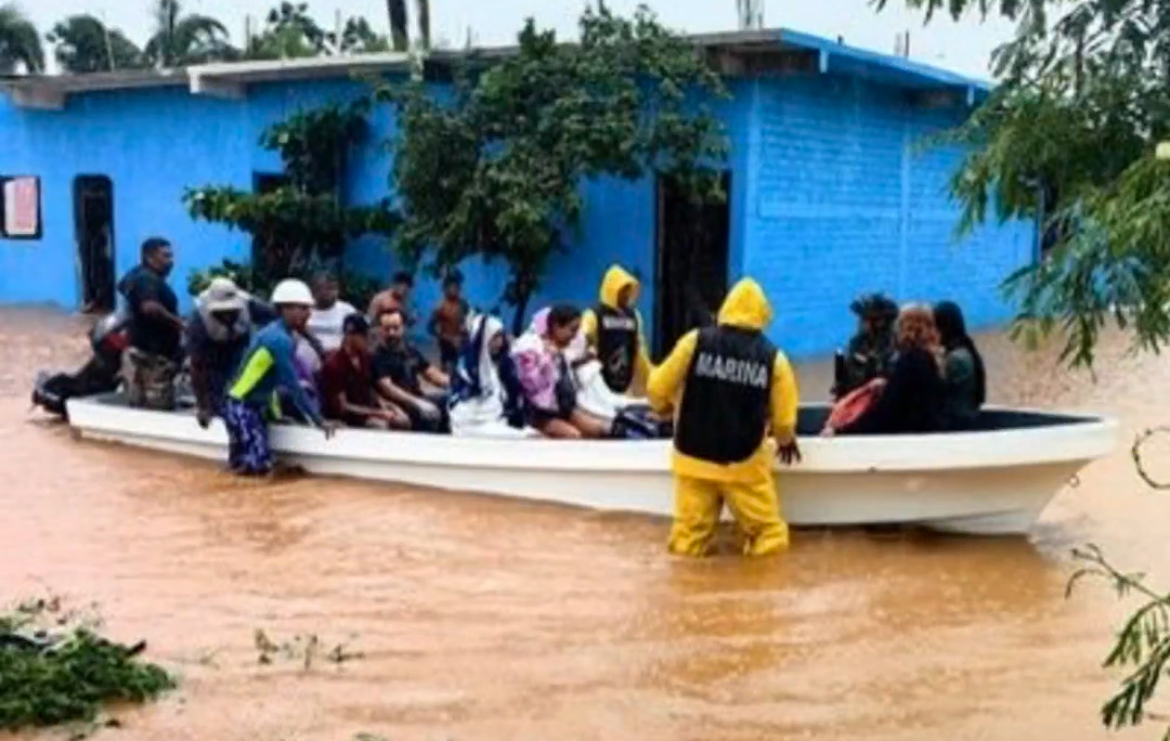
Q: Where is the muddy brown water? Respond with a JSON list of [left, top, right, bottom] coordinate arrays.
[[2, 306, 1168, 741]]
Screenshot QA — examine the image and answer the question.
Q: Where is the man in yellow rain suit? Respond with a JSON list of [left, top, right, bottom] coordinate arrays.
[[581, 265, 655, 395], [647, 278, 801, 557]]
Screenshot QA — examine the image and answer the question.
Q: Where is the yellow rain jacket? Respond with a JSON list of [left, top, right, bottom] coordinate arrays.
[[581, 265, 654, 394], [647, 278, 800, 556]]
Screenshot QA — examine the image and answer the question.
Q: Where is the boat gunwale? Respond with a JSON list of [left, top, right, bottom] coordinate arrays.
[[65, 394, 1119, 476]]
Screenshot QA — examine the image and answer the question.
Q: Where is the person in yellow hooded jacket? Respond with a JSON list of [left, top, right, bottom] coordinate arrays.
[[647, 277, 801, 557], [581, 265, 655, 395]]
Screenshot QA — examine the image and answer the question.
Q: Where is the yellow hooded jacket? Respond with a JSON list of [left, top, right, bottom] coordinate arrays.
[[581, 265, 655, 393], [647, 278, 799, 483]]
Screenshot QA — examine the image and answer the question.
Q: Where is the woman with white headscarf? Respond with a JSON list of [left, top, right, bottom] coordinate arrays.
[[448, 312, 531, 437]]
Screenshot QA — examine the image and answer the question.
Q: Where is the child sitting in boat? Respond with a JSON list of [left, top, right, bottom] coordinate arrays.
[[448, 312, 531, 437], [428, 270, 470, 375], [223, 279, 338, 475]]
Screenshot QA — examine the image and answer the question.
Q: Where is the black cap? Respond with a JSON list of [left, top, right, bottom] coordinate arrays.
[[343, 313, 370, 335]]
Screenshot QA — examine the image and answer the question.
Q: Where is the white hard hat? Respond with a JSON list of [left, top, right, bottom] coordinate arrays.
[[270, 279, 313, 306]]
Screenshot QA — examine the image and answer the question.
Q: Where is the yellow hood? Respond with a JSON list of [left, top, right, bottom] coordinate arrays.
[[717, 278, 772, 330], [599, 265, 640, 309]]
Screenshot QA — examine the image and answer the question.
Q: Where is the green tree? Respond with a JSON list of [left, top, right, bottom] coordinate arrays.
[[382, 4, 728, 334], [185, 100, 398, 299], [144, 0, 237, 67], [47, 15, 146, 73], [334, 17, 391, 54], [246, 2, 328, 60], [885, 0, 1170, 735], [0, 3, 44, 74], [881, 0, 1170, 368], [245, 2, 389, 60]]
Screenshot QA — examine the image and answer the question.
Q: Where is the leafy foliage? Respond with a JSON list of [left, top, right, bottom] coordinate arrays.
[[0, 597, 174, 732], [47, 15, 147, 73], [186, 100, 397, 297], [382, 3, 728, 332], [144, 0, 237, 67], [891, 0, 1170, 367], [1067, 545, 1170, 736], [335, 17, 391, 54], [245, 2, 391, 60], [0, 3, 43, 74], [246, 2, 329, 59]]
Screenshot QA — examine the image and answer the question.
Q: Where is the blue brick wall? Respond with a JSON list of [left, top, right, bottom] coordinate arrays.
[[0, 78, 660, 325], [741, 74, 1034, 359], [0, 68, 1030, 360], [0, 88, 253, 308]]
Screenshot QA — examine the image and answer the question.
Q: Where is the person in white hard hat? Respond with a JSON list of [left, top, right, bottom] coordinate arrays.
[[222, 279, 338, 475]]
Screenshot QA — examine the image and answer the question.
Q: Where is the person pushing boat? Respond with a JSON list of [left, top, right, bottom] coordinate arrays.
[[647, 277, 801, 557], [222, 279, 339, 475]]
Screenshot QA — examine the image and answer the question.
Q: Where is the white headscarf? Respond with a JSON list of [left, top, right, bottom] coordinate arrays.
[[469, 313, 506, 400]]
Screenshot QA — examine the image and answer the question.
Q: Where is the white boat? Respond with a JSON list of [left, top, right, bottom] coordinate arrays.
[[64, 394, 1118, 536]]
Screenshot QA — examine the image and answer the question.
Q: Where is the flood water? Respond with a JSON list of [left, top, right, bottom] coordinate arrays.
[[2, 306, 1168, 741]]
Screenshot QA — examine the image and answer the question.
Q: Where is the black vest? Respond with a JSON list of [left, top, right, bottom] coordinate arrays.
[[596, 304, 639, 393], [675, 326, 776, 464]]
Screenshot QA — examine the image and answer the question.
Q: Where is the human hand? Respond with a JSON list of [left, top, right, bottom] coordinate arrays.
[[777, 439, 802, 465], [196, 408, 214, 429], [417, 399, 441, 422]]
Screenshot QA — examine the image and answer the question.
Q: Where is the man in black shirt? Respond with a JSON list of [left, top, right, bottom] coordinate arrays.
[[117, 237, 183, 409], [372, 308, 450, 431]]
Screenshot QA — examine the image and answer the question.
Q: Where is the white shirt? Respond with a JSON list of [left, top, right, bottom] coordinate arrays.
[[295, 300, 357, 374]]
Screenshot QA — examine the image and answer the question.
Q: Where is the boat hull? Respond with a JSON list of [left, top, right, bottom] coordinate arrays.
[[64, 395, 1118, 536]]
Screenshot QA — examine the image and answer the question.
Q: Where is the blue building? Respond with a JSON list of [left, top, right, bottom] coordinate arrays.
[[0, 28, 1033, 359]]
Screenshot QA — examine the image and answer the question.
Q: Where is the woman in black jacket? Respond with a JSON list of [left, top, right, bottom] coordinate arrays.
[[934, 301, 987, 430], [834, 305, 945, 436]]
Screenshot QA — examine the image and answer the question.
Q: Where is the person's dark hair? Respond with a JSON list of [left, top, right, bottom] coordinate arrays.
[[934, 301, 987, 406], [850, 292, 898, 323], [312, 269, 337, 285], [392, 271, 414, 287], [547, 304, 581, 330], [141, 237, 171, 261], [343, 313, 370, 335], [442, 269, 464, 288]]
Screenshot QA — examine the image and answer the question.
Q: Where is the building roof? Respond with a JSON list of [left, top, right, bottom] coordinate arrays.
[[0, 27, 989, 111]]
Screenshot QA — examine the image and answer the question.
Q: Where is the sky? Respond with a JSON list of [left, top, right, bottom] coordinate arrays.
[[21, 0, 1017, 79]]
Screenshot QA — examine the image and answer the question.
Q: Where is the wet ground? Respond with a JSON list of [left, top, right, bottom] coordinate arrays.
[[2, 306, 1168, 741]]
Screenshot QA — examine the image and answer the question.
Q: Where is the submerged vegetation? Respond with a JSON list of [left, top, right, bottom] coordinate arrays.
[[252, 628, 363, 669], [0, 597, 174, 732]]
